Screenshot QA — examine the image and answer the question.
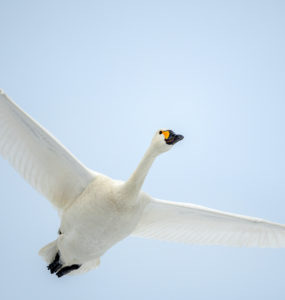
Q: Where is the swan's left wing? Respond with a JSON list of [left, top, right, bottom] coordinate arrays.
[[132, 194, 285, 247], [0, 90, 96, 210]]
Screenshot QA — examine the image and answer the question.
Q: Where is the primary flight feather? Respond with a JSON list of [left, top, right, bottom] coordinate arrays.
[[0, 90, 284, 277]]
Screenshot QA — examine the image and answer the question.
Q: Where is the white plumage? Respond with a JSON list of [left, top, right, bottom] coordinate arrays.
[[133, 195, 285, 247], [0, 91, 95, 209], [0, 90, 285, 277]]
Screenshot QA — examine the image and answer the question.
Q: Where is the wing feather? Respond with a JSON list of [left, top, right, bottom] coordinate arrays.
[[132, 194, 285, 247], [0, 90, 95, 209]]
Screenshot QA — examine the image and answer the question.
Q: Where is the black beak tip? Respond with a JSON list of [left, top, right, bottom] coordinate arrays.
[[177, 134, 184, 141], [165, 131, 184, 145]]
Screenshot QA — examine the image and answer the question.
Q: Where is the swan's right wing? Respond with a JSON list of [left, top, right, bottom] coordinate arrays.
[[132, 194, 285, 248], [0, 90, 96, 210]]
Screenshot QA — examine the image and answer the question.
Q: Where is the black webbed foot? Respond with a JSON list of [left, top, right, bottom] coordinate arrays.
[[47, 252, 62, 274], [56, 264, 81, 278]]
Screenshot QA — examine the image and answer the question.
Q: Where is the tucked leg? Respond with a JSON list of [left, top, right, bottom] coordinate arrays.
[[56, 264, 81, 278], [47, 252, 62, 274]]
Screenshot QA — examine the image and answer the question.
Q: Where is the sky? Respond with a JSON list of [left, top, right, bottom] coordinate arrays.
[[0, 0, 285, 299]]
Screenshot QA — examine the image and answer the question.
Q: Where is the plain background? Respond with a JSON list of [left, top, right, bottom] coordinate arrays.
[[0, 0, 285, 299]]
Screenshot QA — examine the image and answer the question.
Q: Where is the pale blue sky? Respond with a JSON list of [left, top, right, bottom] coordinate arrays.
[[0, 0, 285, 299]]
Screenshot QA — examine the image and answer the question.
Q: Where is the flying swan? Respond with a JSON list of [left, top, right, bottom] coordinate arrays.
[[1, 90, 285, 278]]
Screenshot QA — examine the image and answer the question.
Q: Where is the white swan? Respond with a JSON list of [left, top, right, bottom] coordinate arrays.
[[1, 90, 285, 277]]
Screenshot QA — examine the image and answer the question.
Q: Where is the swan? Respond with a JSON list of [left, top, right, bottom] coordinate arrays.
[[1, 90, 285, 278]]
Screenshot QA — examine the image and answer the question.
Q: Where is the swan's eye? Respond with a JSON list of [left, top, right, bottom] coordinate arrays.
[[159, 131, 162, 134]]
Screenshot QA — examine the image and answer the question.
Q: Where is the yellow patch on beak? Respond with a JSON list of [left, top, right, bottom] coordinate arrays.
[[162, 130, 170, 140]]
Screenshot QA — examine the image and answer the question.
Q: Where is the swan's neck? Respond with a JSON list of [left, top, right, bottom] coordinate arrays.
[[124, 146, 157, 197]]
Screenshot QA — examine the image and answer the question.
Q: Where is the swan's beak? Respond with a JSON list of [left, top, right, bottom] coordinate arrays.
[[163, 130, 184, 145]]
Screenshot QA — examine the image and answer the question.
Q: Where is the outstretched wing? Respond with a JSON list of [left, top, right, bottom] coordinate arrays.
[[0, 90, 96, 210], [132, 194, 285, 247]]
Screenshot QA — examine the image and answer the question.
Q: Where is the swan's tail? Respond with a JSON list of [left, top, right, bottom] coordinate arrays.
[[38, 240, 58, 264]]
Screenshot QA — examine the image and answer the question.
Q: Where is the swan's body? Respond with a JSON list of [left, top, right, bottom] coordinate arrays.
[[57, 176, 146, 268], [1, 90, 285, 277]]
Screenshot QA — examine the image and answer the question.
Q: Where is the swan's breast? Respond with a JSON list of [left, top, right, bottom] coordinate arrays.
[[59, 175, 145, 258]]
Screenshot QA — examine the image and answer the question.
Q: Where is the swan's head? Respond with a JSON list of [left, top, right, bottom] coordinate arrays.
[[151, 129, 184, 153]]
